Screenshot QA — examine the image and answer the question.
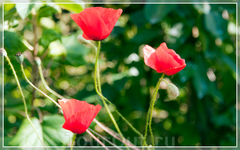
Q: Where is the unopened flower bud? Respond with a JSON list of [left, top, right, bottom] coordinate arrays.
[[35, 57, 41, 66], [15, 52, 24, 64], [0, 48, 7, 57], [167, 83, 179, 98]]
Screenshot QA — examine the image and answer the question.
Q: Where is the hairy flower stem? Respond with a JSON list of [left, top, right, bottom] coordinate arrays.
[[94, 41, 126, 145], [20, 64, 61, 109], [5, 54, 46, 149], [70, 134, 76, 150], [143, 74, 164, 148], [86, 129, 109, 150], [92, 41, 145, 145], [36, 58, 65, 99]]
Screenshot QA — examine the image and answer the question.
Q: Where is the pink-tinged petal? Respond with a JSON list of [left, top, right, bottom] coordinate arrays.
[[143, 45, 158, 71], [143, 42, 186, 75]]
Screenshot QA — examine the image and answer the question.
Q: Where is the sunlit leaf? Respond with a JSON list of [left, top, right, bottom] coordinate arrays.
[[9, 117, 43, 146], [15, 4, 34, 19], [42, 114, 73, 146], [10, 115, 73, 146], [57, 4, 83, 13]]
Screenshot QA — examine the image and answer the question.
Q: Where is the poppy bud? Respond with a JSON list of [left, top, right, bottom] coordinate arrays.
[[15, 52, 24, 64], [0, 48, 7, 57], [167, 83, 179, 98], [35, 57, 41, 66]]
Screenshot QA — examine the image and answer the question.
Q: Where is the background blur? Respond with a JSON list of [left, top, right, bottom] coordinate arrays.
[[2, 1, 237, 148]]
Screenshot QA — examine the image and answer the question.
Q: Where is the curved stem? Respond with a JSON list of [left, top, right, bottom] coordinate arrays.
[[93, 42, 144, 143], [70, 134, 76, 150], [149, 74, 164, 147], [86, 129, 109, 150], [162, 78, 169, 84], [5, 55, 47, 149], [20, 64, 61, 109], [37, 59, 65, 99], [94, 41, 124, 143], [143, 74, 164, 147]]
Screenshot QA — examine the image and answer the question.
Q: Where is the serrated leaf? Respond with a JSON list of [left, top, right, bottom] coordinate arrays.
[[15, 4, 34, 19], [9, 117, 43, 146], [144, 3, 176, 24]]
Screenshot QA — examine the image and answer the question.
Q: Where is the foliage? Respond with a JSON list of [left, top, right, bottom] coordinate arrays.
[[3, 1, 236, 148]]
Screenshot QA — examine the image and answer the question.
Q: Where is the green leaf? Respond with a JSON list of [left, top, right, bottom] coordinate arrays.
[[39, 28, 61, 48], [9, 117, 43, 146], [61, 33, 89, 66], [15, 4, 34, 19], [204, 11, 228, 38], [4, 31, 28, 55], [38, 5, 61, 19], [10, 115, 73, 146], [57, 4, 83, 13], [42, 114, 73, 146], [144, 3, 176, 24]]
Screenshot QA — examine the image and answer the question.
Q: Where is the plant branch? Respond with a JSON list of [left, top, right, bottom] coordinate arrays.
[[4, 52, 46, 149], [20, 64, 61, 109]]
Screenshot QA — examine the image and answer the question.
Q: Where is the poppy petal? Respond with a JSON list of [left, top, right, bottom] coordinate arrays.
[[143, 45, 158, 71], [62, 104, 102, 134], [71, 7, 122, 41], [143, 42, 186, 75], [94, 7, 123, 39], [59, 99, 102, 134]]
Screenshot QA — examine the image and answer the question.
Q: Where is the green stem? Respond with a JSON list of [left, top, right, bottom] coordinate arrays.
[[94, 41, 125, 142], [149, 74, 164, 147], [20, 64, 61, 109], [5, 55, 47, 149], [37, 60, 65, 99], [38, 59, 139, 148], [143, 74, 164, 147], [162, 78, 169, 84], [70, 134, 76, 150], [93, 42, 144, 143]]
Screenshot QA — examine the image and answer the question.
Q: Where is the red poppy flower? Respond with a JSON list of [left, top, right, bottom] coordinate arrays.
[[71, 7, 123, 41], [143, 42, 186, 76], [58, 99, 102, 134]]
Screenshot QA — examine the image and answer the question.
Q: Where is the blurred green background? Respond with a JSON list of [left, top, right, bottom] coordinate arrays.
[[2, 1, 237, 148]]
